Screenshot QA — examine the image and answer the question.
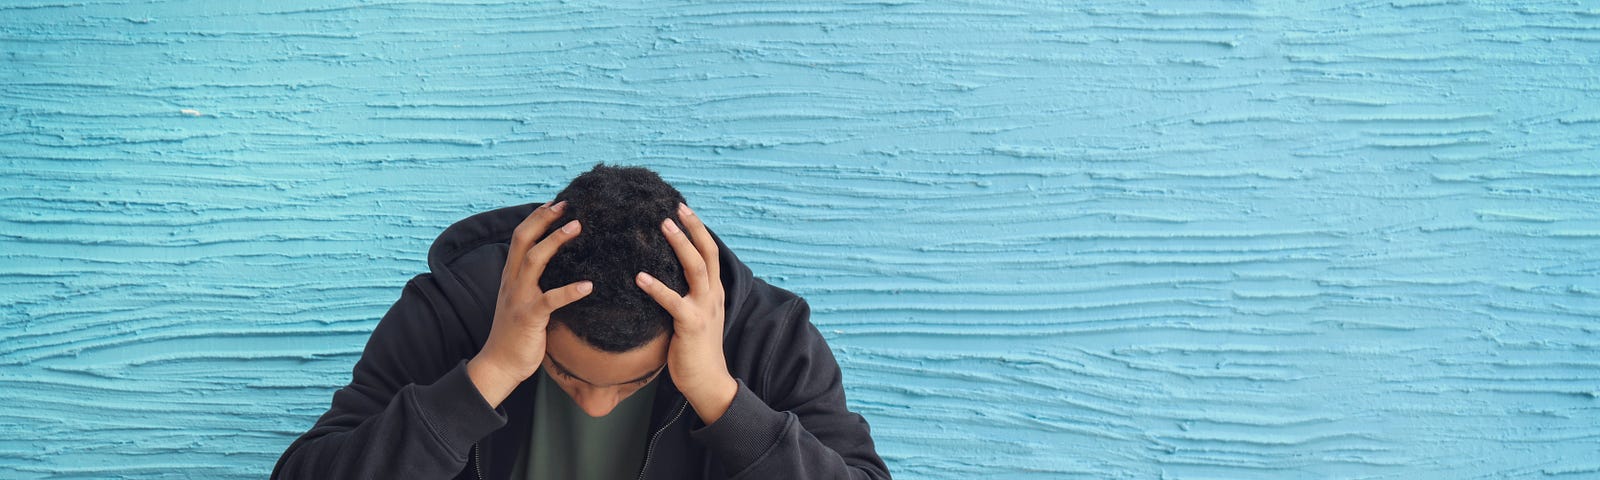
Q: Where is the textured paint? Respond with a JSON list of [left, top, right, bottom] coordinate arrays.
[[2, 0, 1598, 478]]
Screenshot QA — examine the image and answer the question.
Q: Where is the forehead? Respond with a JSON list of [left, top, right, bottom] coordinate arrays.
[[543, 323, 668, 386]]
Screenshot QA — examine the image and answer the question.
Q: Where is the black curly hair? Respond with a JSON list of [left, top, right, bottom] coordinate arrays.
[[535, 163, 691, 353]]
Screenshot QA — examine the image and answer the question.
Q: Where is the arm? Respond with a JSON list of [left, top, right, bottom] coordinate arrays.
[[635, 203, 891, 479], [273, 200, 586, 479], [270, 271, 508, 480], [689, 297, 892, 480]]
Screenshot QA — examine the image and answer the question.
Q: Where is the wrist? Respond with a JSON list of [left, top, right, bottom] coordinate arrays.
[[684, 374, 738, 425], [466, 352, 526, 409]]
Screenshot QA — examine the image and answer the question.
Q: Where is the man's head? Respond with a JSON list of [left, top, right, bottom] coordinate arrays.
[[534, 163, 692, 416]]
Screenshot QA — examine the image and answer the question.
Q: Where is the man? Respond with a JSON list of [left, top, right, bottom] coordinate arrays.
[[271, 164, 891, 480]]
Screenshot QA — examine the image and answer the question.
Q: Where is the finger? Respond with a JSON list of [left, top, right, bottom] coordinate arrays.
[[523, 218, 581, 287], [676, 202, 720, 287], [505, 200, 566, 283], [534, 280, 593, 315], [660, 216, 710, 293], [634, 271, 687, 317], [502, 201, 547, 283]]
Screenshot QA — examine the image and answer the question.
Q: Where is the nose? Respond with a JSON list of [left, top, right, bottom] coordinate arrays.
[[572, 388, 623, 418]]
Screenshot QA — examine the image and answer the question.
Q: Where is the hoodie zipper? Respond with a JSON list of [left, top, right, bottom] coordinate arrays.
[[635, 399, 688, 480], [471, 442, 484, 480]]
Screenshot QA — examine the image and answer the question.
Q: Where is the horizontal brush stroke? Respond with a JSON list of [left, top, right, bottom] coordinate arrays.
[[2, 0, 1598, 478]]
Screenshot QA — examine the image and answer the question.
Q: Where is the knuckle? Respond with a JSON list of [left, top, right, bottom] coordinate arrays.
[[540, 232, 567, 249]]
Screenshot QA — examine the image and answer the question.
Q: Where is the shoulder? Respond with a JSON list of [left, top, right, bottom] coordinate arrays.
[[723, 277, 826, 392], [439, 242, 509, 295], [417, 242, 510, 346], [729, 276, 809, 341]]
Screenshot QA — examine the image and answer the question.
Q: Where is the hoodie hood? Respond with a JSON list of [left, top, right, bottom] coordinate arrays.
[[422, 200, 774, 480], [273, 199, 892, 480]]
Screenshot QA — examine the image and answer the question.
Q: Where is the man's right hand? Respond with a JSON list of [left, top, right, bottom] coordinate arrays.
[[466, 200, 591, 409]]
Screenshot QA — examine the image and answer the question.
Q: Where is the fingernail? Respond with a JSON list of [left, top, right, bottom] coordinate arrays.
[[562, 220, 579, 233], [552, 200, 567, 213], [663, 218, 679, 233], [679, 202, 694, 216], [637, 272, 654, 286], [577, 281, 592, 294]]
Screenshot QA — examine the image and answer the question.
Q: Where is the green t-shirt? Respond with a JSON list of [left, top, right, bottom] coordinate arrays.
[[509, 367, 661, 480]]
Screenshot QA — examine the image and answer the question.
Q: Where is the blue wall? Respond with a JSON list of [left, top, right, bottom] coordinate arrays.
[[3, 1, 1598, 478]]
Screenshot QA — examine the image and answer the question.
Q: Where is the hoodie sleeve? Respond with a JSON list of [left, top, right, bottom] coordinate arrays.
[[688, 297, 892, 480], [271, 270, 508, 480]]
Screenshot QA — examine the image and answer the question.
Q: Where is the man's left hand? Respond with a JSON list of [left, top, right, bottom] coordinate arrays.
[[635, 202, 738, 425]]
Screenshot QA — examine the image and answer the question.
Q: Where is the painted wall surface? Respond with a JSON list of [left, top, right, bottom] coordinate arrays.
[[2, 1, 1597, 478]]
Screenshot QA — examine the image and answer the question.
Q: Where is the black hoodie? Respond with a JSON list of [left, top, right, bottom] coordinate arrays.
[[271, 201, 892, 480]]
